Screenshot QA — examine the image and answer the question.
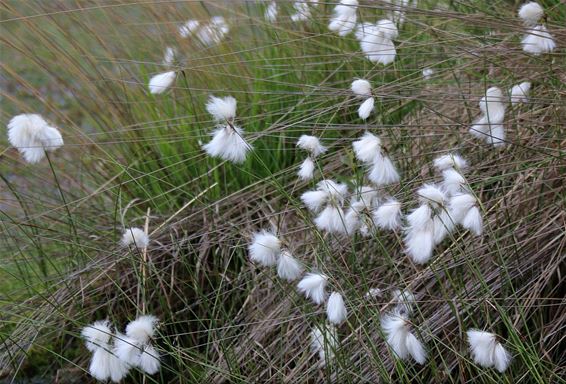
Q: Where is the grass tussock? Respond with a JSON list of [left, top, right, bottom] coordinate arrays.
[[1, 0, 565, 383]]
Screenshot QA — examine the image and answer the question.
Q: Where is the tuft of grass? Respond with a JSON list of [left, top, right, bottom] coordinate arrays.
[[1, 1, 565, 383]]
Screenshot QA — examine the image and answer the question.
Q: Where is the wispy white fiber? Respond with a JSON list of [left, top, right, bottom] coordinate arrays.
[[206, 96, 237, 122], [373, 198, 403, 230], [470, 87, 507, 146], [433, 153, 468, 173], [82, 320, 112, 352], [298, 157, 316, 180], [249, 230, 281, 267], [391, 289, 415, 315], [314, 205, 348, 234], [82, 321, 129, 382], [138, 343, 161, 374], [311, 323, 338, 367], [307, 180, 349, 234], [351, 79, 372, 98], [195, 17, 230, 46], [381, 310, 427, 364], [518, 2, 544, 26], [467, 329, 512, 372], [290, 2, 311, 22], [277, 250, 303, 281], [115, 315, 160, 374], [162, 47, 177, 66], [328, 0, 358, 37], [297, 272, 328, 304], [356, 19, 398, 65], [317, 179, 349, 203], [449, 193, 483, 236], [264, 1, 278, 22], [297, 135, 327, 157], [368, 152, 400, 186], [202, 125, 251, 164], [7, 114, 64, 163], [301, 190, 329, 212], [353, 132, 382, 163], [521, 25, 556, 55], [422, 68, 434, 80], [441, 168, 467, 196], [121, 227, 149, 249], [326, 292, 348, 325], [149, 71, 176, 94], [179, 20, 200, 38], [510, 82, 531, 106], [358, 97, 375, 120]]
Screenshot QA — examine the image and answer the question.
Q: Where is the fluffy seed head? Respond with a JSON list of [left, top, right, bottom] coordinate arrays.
[[310, 323, 338, 367], [433, 153, 468, 172], [510, 82, 531, 105], [353, 132, 381, 163], [358, 97, 375, 120], [138, 344, 161, 374], [298, 157, 316, 180], [368, 153, 400, 186], [277, 250, 303, 281], [125, 315, 158, 344], [326, 292, 348, 325], [202, 125, 251, 164], [521, 25, 556, 55], [296, 135, 327, 157], [121, 228, 149, 249], [467, 329, 512, 372], [7, 114, 64, 163], [297, 273, 328, 304], [518, 2, 544, 26], [148, 71, 176, 94], [351, 79, 372, 97], [206, 96, 237, 121], [249, 230, 281, 267], [82, 320, 112, 352], [373, 199, 402, 230], [417, 184, 447, 208]]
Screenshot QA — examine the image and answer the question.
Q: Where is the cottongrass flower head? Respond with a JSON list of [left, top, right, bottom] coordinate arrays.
[[121, 227, 149, 249], [328, 0, 358, 37], [82, 320, 129, 382], [510, 82, 531, 106], [297, 272, 328, 304], [327, 292, 348, 325], [518, 2, 544, 26], [373, 198, 403, 231], [467, 329, 512, 372], [277, 249, 303, 281], [449, 193, 483, 236], [521, 25, 556, 55], [352, 132, 400, 186], [148, 71, 176, 94], [248, 230, 281, 267], [441, 168, 468, 196], [7, 114, 64, 163], [344, 185, 379, 236], [312, 180, 349, 234], [290, 1, 312, 22], [381, 310, 427, 364], [433, 153, 468, 173], [310, 323, 338, 367], [422, 68, 434, 80], [264, 1, 278, 22], [391, 289, 415, 316], [356, 19, 399, 65], [296, 135, 327, 180], [470, 87, 506, 146], [195, 17, 230, 46], [179, 19, 200, 38], [162, 46, 177, 66], [115, 315, 160, 375], [202, 95, 252, 164], [350, 78, 375, 120]]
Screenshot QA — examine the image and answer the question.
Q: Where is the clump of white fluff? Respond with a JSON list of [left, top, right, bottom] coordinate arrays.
[[344, 185, 380, 236], [82, 321, 129, 382], [381, 310, 427, 364], [302, 180, 349, 234], [202, 96, 251, 163], [179, 20, 200, 38], [290, 1, 311, 22], [422, 68, 434, 80], [197, 17, 230, 46], [356, 19, 399, 65], [7, 114, 64, 164], [433, 153, 468, 173], [510, 82, 531, 106], [121, 227, 149, 249], [350, 79, 375, 120], [115, 315, 160, 375], [311, 323, 338, 367], [470, 87, 507, 146], [328, 0, 358, 37], [248, 230, 281, 267], [162, 47, 177, 66], [277, 250, 303, 281], [521, 25, 556, 55], [264, 1, 278, 22], [518, 2, 544, 26], [297, 272, 328, 304], [296, 135, 327, 179], [404, 184, 451, 264], [353, 132, 400, 186], [391, 289, 415, 316], [373, 198, 403, 231], [326, 292, 348, 325], [449, 193, 483, 236], [442, 168, 468, 196], [467, 329, 512, 372], [149, 71, 176, 94]]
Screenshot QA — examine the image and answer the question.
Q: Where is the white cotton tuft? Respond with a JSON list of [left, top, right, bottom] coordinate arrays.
[[381, 311, 426, 364], [405, 226, 435, 264], [351, 79, 372, 98], [377, 19, 399, 40], [353, 132, 381, 163], [249, 230, 281, 267], [121, 227, 149, 249], [162, 47, 176, 66], [311, 324, 338, 367], [391, 289, 415, 315], [462, 206, 483, 236], [290, 1, 311, 22], [149, 71, 176, 94], [277, 250, 303, 281], [344, 204, 362, 235], [422, 68, 434, 80], [417, 184, 447, 209], [202, 125, 251, 164], [467, 329, 512, 372], [114, 334, 140, 366], [518, 2, 544, 26], [179, 19, 200, 38], [301, 190, 329, 212], [433, 210, 455, 245], [470, 87, 506, 146], [206, 96, 237, 122], [522, 25, 556, 55], [449, 193, 478, 222], [365, 287, 383, 298], [374, 199, 402, 230], [368, 153, 400, 186], [442, 168, 467, 195], [356, 20, 398, 65], [406, 204, 432, 230], [7, 114, 64, 163], [328, 0, 358, 37], [358, 97, 375, 120], [89, 348, 114, 381], [298, 157, 316, 180], [314, 205, 347, 234], [433, 153, 468, 172], [126, 315, 157, 344], [296, 135, 327, 157], [265, 1, 278, 22], [297, 273, 328, 304], [82, 320, 112, 352], [139, 344, 161, 374], [354, 185, 379, 208], [510, 82, 531, 106], [326, 292, 348, 325], [317, 179, 348, 203]]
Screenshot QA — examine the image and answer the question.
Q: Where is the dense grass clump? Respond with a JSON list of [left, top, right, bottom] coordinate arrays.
[[1, 1, 564, 383]]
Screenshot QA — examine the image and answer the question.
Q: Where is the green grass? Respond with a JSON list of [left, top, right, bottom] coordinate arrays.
[[1, 0, 565, 383]]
